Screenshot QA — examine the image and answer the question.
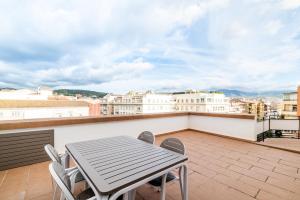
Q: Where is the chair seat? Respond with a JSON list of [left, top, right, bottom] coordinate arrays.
[[76, 188, 95, 200], [148, 172, 177, 187], [75, 171, 85, 183]]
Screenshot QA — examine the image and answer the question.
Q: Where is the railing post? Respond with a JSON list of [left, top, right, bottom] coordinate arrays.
[[269, 117, 271, 131], [298, 117, 300, 139], [262, 117, 265, 142]]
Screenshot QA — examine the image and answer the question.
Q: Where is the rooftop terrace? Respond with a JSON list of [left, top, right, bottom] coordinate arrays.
[[1, 130, 300, 200]]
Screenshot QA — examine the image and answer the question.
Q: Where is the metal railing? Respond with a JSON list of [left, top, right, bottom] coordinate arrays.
[[257, 117, 300, 142]]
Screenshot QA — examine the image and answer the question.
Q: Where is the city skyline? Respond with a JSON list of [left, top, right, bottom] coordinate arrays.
[[0, 0, 300, 93]]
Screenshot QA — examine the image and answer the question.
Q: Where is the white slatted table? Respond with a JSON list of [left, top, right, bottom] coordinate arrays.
[[66, 136, 188, 200]]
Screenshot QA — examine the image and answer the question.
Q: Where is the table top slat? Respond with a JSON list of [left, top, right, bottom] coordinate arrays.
[[94, 148, 166, 171], [88, 145, 152, 164]]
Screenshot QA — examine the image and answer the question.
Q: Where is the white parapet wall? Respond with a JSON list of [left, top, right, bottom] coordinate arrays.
[[189, 114, 257, 141], [0, 115, 189, 152], [0, 113, 259, 153], [270, 119, 299, 130], [53, 116, 188, 152]]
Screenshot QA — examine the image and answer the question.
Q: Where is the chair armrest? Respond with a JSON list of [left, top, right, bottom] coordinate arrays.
[[60, 152, 70, 169], [65, 166, 78, 174]]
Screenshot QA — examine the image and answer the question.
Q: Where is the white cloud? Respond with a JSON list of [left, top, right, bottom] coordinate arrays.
[[280, 0, 300, 10], [265, 20, 282, 35]]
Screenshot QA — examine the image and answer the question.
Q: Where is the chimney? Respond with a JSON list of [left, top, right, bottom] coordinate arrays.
[[298, 86, 300, 117]]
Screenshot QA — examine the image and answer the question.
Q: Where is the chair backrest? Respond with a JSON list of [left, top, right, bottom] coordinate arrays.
[[137, 131, 155, 144], [44, 144, 61, 164], [49, 161, 75, 200], [160, 138, 185, 155]]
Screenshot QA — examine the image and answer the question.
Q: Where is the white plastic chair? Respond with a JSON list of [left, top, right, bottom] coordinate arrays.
[[148, 138, 186, 199], [49, 161, 96, 200], [45, 144, 85, 193]]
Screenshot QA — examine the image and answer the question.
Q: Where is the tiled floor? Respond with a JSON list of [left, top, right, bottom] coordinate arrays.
[[1, 130, 300, 200], [257, 138, 300, 153]]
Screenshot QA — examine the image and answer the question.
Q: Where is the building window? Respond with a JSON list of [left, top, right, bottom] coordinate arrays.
[[201, 98, 205, 103], [293, 105, 297, 112], [191, 99, 194, 103], [196, 99, 200, 103]]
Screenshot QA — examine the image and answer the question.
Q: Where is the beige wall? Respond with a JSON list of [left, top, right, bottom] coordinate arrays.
[[297, 86, 300, 117]]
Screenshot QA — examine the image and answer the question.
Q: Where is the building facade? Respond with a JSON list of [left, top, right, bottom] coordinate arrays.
[[281, 92, 298, 119], [0, 100, 89, 120], [244, 100, 266, 120], [100, 91, 175, 115], [173, 91, 230, 113]]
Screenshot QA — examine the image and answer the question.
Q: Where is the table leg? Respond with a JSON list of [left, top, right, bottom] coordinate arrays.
[[160, 174, 167, 200], [183, 165, 188, 200], [179, 166, 184, 200]]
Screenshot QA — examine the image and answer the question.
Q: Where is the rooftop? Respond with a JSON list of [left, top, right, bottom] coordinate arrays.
[[1, 130, 300, 200], [0, 100, 89, 108]]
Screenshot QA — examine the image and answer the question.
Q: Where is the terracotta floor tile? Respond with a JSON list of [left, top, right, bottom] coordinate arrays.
[[267, 177, 300, 194], [0, 166, 30, 200], [228, 164, 268, 182], [258, 138, 300, 153], [279, 159, 300, 169], [273, 167, 300, 179], [250, 166, 294, 182], [213, 174, 259, 197], [239, 157, 274, 171], [220, 156, 252, 169], [25, 162, 52, 199], [256, 190, 282, 200], [208, 163, 241, 180], [239, 175, 292, 199]]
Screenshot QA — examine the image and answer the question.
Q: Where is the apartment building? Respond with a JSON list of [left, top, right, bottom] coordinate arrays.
[[100, 91, 175, 115], [0, 100, 89, 120], [244, 100, 266, 120], [99, 94, 120, 115], [173, 91, 230, 113], [229, 98, 247, 113], [282, 91, 298, 119]]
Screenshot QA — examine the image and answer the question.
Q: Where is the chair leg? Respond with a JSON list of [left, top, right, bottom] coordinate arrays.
[[123, 192, 129, 200], [70, 174, 76, 193], [128, 190, 136, 200], [52, 182, 58, 200], [160, 174, 167, 200]]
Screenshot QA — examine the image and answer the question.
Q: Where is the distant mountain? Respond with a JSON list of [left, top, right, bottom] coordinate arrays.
[[54, 89, 107, 98], [0, 87, 17, 91], [215, 89, 292, 97]]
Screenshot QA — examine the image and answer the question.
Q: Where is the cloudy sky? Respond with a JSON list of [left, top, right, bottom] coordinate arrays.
[[0, 0, 300, 93]]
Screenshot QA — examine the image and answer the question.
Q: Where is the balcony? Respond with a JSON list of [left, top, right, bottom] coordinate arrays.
[[1, 112, 300, 200]]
